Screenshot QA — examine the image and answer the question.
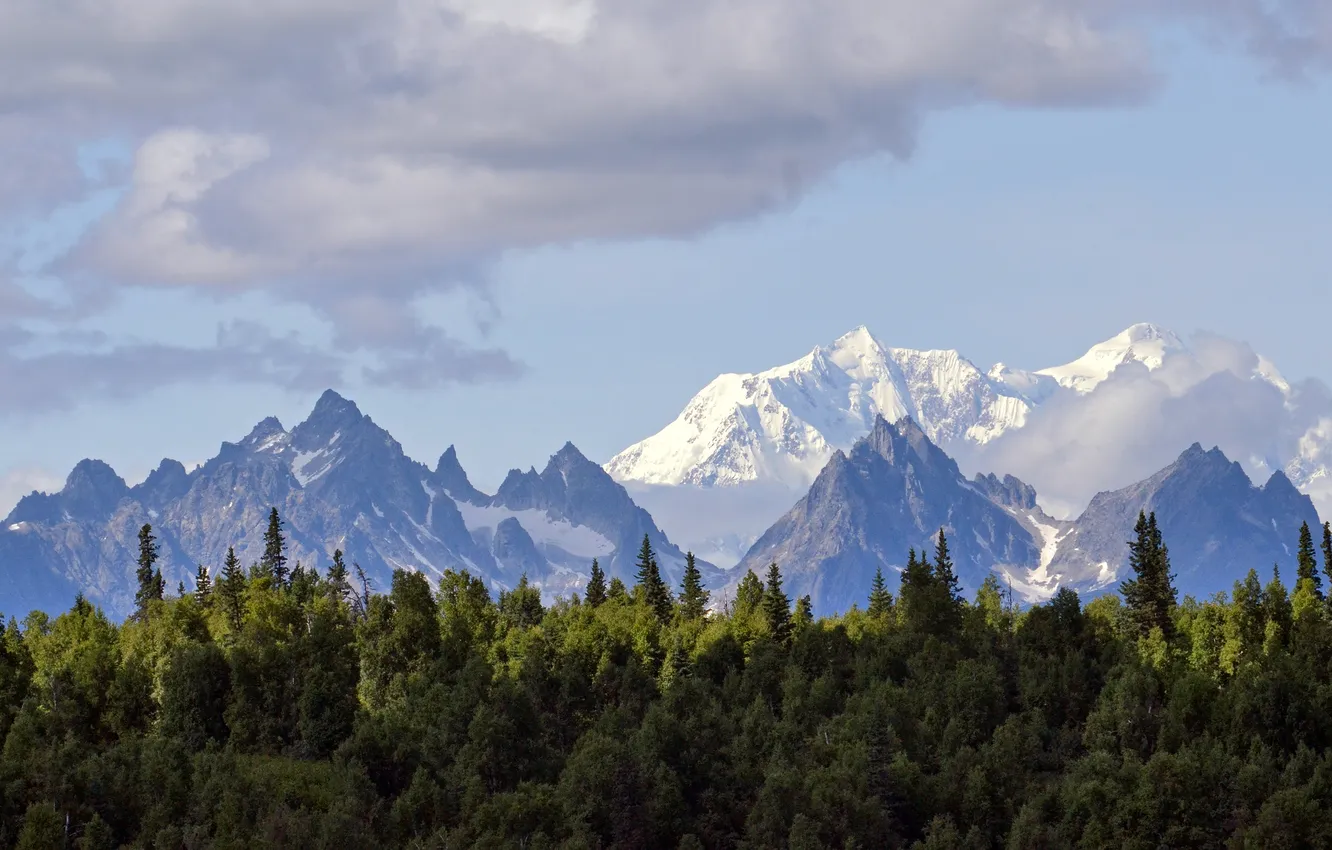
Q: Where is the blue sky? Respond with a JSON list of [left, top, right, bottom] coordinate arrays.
[[1, 5, 1330, 507]]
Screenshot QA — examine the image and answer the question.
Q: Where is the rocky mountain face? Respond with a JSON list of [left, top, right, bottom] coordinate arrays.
[[1037, 444, 1321, 600], [0, 391, 707, 619], [731, 416, 1041, 616]]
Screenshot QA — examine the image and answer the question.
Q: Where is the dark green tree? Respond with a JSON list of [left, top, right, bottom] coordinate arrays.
[[326, 549, 351, 605], [585, 558, 607, 608], [793, 595, 813, 632], [1120, 511, 1177, 638], [634, 534, 672, 623], [868, 566, 893, 618], [1297, 521, 1322, 598], [607, 576, 629, 603], [134, 523, 164, 618], [1323, 522, 1332, 599], [678, 552, 709, 620], [934, 529, 962, 603], [261, 507, 289, 586], [218, 546, 247, 632], [763, 561, 792, 645]]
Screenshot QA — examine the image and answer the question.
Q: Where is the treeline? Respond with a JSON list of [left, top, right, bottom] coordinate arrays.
[[6, 510, 1332, 847]]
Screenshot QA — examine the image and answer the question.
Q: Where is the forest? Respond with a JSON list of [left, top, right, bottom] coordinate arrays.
[[4, 509, 1332, 848]]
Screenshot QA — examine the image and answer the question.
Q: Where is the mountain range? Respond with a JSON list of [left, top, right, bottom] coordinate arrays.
[[609, 323, 1329, 564], [0, 391, 712, 620], [730, 416, 1321, 616]]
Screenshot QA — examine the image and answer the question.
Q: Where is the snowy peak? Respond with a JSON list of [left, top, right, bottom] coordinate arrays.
[[1036, 322, 1186, 393], [606, 325, 1034, 490]]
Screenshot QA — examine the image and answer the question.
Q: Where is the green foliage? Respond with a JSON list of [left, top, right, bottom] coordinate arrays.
[[634, 535, 673, 623], [868, 567, 893, 619], [1120, 511, 1178, 638], [134, 523, 164, 619], [585, 558, 607, 608], [261, 507, 289, 586], [1297, 521, 1322, 598], [3, 516, 1332, 847], [678, 552, 709, 620]]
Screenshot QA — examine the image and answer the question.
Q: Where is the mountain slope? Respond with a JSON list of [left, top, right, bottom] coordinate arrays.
[[1035, 444, 1320, 600], [731, 415, 1040, 616], [0, 392, 707, 619]]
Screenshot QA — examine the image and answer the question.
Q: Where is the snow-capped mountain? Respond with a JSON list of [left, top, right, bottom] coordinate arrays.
[[609, 322, 1332, 562], [0, 391, 709, 619]]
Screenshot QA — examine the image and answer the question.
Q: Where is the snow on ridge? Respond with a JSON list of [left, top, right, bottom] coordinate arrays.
[[456, 502, 614, 557]]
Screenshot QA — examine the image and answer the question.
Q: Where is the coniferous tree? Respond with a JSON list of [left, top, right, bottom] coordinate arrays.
[[585, 558, 608, 608], [678, 552, 709, 620], [933, 529, 961, 603], [134, 524, 163, 618], [763, 562, 792, 645], [1297, 521, 1322, 598], [793, 595, 813, 631], [1322, 522, 1332, 599], [634, 534, 672, 623], [868, 567, 893, 618], [261, 507, 289, 586], [218, 546, 247, 632], [194, 564, 212, 607], [326, 549, 351, 605], [607, 577, 629, 603], [1121, 511, 1177, 638]]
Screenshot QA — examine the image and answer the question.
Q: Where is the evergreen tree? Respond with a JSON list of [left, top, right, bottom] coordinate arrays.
[[1322, 522, 1332, 599], [763, 561, 792, 645], [1297, 521, 1322, 598], [793, 595, 813, 631], [678, 552, 709, 620], [218, 546, 247, 632], [326, 549, 351, 605], [607, 577, 629, 603], [134, 523, 163, 618], [1120, 511, 1177, 638], [868, 567, 893, 618], [634, 534, 672, 623], [585, 558, 608, 608], [261, 507, 289, 586], [194, 564, 212, 607], [933, 529, 961, 603]]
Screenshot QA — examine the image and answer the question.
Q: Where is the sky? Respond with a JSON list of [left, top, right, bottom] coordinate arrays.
[[1, 1, 1331, 509]]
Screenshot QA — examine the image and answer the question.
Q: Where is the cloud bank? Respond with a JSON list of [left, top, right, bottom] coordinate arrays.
[[1, 0, 1329, 403], [961, 334, 1332, 519]]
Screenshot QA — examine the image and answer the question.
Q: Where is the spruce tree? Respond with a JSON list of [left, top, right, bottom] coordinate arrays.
[[261, 508, 289, 586], [868, 567, 893, 618], [1297, 521, 1322, 597], [134, 524, 163, 618], [634, 534, 672, 623], [678, 552, 709, 620], [793, 595, 813, 631], [194, 564, 212, 607], [1121, 511, 1177, 638], [219, 546, 247, 632], [608, 577, 629, 603], [585, 558, 608, 608], [326, 549, 351, 605], [763, 561, 792, 645], [1322, 522, 1332, 600], [933, 529, 961, 603]]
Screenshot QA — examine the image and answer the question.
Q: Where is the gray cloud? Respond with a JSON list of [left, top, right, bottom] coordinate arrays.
[[959, 334, 1332, 519], [1, 0, 1329, 394]]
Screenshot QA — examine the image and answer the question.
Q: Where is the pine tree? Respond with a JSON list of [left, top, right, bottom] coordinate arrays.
[[585, 558, 608, 608], [679, 552, 709, 620], [608, 577, 629, 603], [134, 524, 163, 619], [326, 549, 351, 605], [1121, 511, 1177, 638], [933, 529, 961, 603], [868, 567, 893, 618], [261, 507, 289, 586], [1322, 522, 1332, 601], [218, 546, 247, 632], [1297, 521, 1322, 598], [194, 564, 212, 607], [763, 562, 792, 645], [793, 595, 813, 631], [634, 534, 672, 623]]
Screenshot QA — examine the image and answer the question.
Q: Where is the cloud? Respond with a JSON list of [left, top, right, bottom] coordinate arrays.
[[961, 334, 1332, 519], [2, 0, 1330, 394], [0, 466, 65, 518]]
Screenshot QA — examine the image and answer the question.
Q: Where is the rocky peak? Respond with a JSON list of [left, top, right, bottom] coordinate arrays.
[[436, 446, 487, 505], [973, 472, 1038, 511], [134, 459, 192, 507]]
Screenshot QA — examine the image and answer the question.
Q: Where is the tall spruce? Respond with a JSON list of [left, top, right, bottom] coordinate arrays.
[[634, 534, 672, 623], [868, 567, 893, 618], [763, 561, 792, 645], [1297, 521, 1323, 598], [218, 546, 247, 632], [1120, 511, 1177, 638], [1323, 522, 1332, 599], [678, 552, 709, 620], [326, 549, 351, 605], [194, 564, 212, 607], [585, 558, 608, 608], [934, 529, 962, 603], [261, 508, 289, 586], [134, 524, 164, 618]]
